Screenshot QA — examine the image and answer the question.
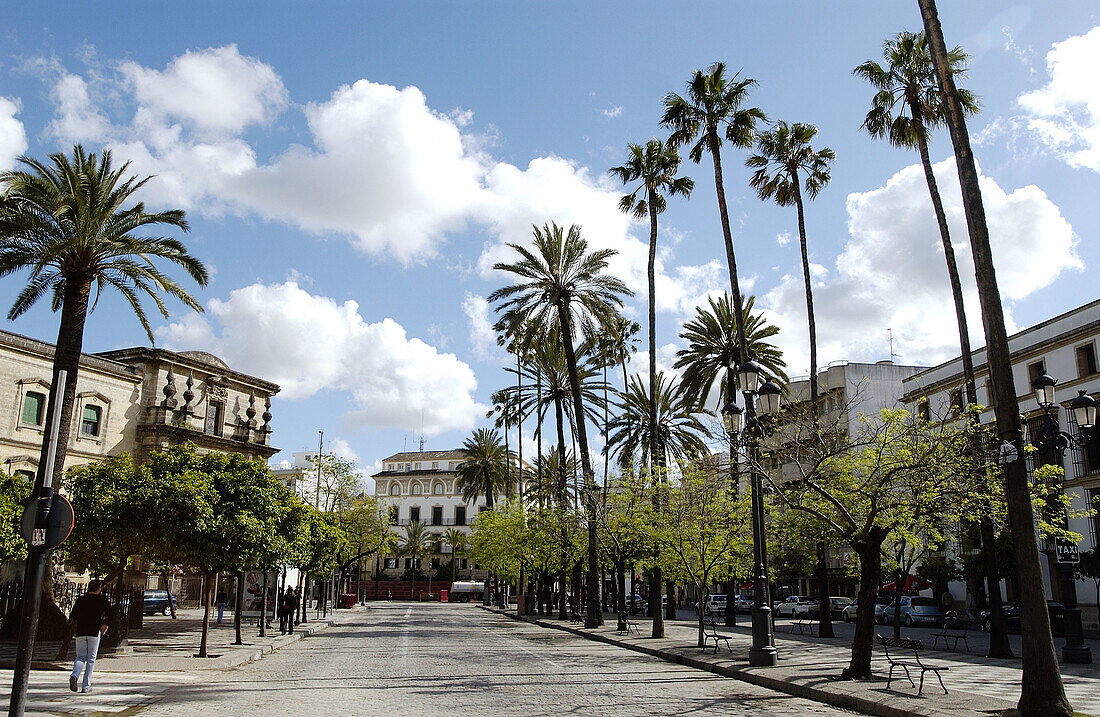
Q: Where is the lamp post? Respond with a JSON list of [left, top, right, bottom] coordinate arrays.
[[1025, 372, 1094, 665], [722, 359, 780, 667]]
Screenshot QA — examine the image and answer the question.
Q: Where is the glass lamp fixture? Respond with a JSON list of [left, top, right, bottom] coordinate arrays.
[[737, 360, 764, 395], [757, 379, 782, 416], [1032, 372, 1057, 409], [1070, 390, 1097, 431], [722, 401, 743, 435]]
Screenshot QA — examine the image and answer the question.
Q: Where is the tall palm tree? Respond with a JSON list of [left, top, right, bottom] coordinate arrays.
[[401, 521, 432, 599], [606, 372, 711, 470], [443, 527, 468, 579], [854, 31, 1013, 660], [456, 428, 512, 510], [674, 293, 787, 412], [663, 63, 765, 363], [491, 222, 632, 628], [918, 4, 1068, 711], [609, 140, 692, 636], [487, 390, 520, 501], [0, 146, 208, 494], [746, 122, 834, 413]]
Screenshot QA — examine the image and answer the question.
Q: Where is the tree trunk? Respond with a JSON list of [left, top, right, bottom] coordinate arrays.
[[844, 543, 883, 679], [646, 191, 665, 640], [817, 541, 835, 638], [258, 570, 268, 637], [792, 178, 818, 413], [893, 567, 905, 639], [233, 570, 244, 645], [198, 570, 216, 658], [161, 568, 177, 619], [917, 3, 1070, 714], [298, 571, 307, 624], [554, 395, 569, 621], [707, 129, 749, 356], [696, 585, 707, 648]]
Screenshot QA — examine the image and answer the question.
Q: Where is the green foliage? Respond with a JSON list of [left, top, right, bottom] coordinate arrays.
[[606, 371, 712, 470], [64, 454, 150, 573], [456, 428, 513, 509], [916, 555, 961, 586], [0, 471, 31, 562]]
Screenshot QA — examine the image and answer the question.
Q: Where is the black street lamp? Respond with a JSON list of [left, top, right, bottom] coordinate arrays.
[[723, 359, 780, 667], [1026, 372, 1094, 665]]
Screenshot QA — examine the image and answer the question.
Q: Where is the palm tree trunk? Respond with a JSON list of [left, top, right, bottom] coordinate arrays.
[[918, 3, 1070, 714], [791, 177, 819, 412], [555, 304, 601, 629], [646, 193, 666, 639], [911, 109, 1013, 659], [554, 395, 569, 620], [517, 352, 524, 503], [707, 129, 749, 358], [603, 363, 610, 484]]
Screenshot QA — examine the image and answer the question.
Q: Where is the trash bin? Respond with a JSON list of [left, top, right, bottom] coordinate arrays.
[[440, 590, 449, 603], [339, 593, 356, 609]]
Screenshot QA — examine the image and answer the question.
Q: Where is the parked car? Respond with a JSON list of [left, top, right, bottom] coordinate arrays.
[[775, 596, 816, 617], [881, 596, 944, 627], [734, 595, 753, 614], [980, 601, 1065, 635], [142, 589, 177, 616], [809, 596, 853, 620], [704, 594, 727, 616], [841, 596, 891, 623], [625, 594, 647, 614]]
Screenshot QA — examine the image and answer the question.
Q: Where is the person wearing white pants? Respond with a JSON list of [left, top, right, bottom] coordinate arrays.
[[68, 579, 112, 693]]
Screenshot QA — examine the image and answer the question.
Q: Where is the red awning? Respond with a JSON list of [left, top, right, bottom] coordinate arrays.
[[738, 581, 754, 590], [881, 575, 934, 592]]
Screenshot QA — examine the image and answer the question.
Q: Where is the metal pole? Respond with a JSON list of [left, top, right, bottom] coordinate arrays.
[[314, 430, 323, 509], [8, 370, 66, 717], [745, 389, 777, 667]]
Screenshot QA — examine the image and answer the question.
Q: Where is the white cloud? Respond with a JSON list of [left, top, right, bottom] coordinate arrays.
[[1017, 26, 1100, 171], [602, 105, 623, 119], [0, 97, 28, 170], [120, 45, 288, 136], [326, 437, 360, 463], [47, 73, 110, 144], [761, 157, 1080, 376], [462, 292, 497, 359], [776, 232, 792, 247], [158, 281, 485, 435]]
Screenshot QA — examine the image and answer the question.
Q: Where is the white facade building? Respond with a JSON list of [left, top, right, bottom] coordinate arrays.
[[901, 298, 1100, 629]]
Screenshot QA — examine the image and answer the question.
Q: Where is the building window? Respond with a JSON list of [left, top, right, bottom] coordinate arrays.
[[388, 506, 399, 525], [81, 405, 102, 437], [431, 506, 443, 525], [22, 391, 45, 427], [455, 506, 466, 526], [949, 389, 964, 416], [389, 483, 400, 496], [432, 462, 439, 470], [433, 483, 443, 495], [1086, 489, 1099, 549], [1027, 360, 1046, 386], [411, 483, 422, 496], [409, 506, 420, 523], [917, 399, 930, 423], [205, 401, 224, 437], [1076, 343, 1098, 378], [478, 505, 489, 513], [384, 557, 397, 569], [14, 469, 34, 482], [415, 462, 421, 470], [458, 558, 468, 570]]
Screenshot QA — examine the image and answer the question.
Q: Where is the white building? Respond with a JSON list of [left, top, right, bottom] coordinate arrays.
[[372, 449, 485, 577], [901, 298, 1100, 629]]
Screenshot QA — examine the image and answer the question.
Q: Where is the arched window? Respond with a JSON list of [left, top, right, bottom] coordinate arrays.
[[433, 483, 443, 495], [389, 483, 401, 496], [411, 483, 422, 496]]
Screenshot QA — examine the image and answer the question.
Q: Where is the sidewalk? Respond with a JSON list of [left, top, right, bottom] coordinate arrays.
[[483, 606, 1099, 717], [0, 605, 357, 671], [0, 605, 364, 716]]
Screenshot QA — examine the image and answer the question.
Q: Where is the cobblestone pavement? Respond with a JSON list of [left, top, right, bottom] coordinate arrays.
[[137, 603, 850, 716]]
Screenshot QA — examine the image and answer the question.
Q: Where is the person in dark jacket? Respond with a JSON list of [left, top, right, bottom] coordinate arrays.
[[279, 587, 299, 635], [68, 579, 112, 693]]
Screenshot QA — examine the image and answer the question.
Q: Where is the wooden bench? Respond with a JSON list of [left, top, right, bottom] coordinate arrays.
[[702, 619, 733, 654], [877, 634, 948, 695], [931, 620, 969, 652], [790, 615, 816, 635], [616, 612, 640, 635]]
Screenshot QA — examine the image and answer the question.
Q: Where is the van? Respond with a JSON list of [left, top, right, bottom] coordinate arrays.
[[704, 594, 727, 616]]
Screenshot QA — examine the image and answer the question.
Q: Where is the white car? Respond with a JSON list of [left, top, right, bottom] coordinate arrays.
[[775, 595, 816, 617], [704, 594, 727, 616]]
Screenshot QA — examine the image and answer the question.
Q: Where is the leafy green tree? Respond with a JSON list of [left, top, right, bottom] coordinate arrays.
[[663, 63, 765, 362], [596, 471, 654, 620], [746, 122, 834, 412], [750, 406, 971, 679], [654, 464, 750, 647], [1074, 549, 1100, 622], [63, 455, 150, 577], [0, 146, 207, 496], [456, 428, 513, 510], [0, 472, 32, 563], [491, 222, 632, 627], [606, 372, 711, 470]]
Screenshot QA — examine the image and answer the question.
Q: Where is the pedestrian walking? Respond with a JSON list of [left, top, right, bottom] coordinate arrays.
[[216, 590, 227, 625], [68, 579, 112, 694], [279, 587, 299, 635]]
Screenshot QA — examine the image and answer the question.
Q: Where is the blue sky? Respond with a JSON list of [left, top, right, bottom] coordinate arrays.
[[1, 2, 1098, 487]]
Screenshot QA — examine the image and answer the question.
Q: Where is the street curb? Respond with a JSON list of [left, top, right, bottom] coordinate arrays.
[[0, 618, 337, 673], [480, 606, 983, 717]]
